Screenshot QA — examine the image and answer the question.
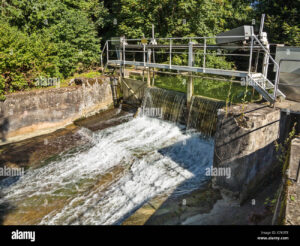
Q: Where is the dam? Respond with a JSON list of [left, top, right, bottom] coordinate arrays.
[[0, 24, 299, 226], [0, 77, 297, 225], [0, 87, 218, 225]]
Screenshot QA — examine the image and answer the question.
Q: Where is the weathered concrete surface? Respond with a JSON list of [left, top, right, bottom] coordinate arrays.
[[0, 77, 113, 145], [288, 137, 300, 183], [285, 182, 300, 225], [123, 178, 280, 225], [275, 100, 300, 114], [285, 137, 300, 225], [213, 104, 282, 203]]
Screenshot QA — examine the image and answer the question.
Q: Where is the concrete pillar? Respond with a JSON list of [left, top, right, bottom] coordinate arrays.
[[147, 68, 151, 87], [119, 46, 123, 80], [187, 74, 193, 107], [151, 68, 155, 86], [147, 49, 151, 87], [213, 104, 281, 203], [288, 137, 300, 183]]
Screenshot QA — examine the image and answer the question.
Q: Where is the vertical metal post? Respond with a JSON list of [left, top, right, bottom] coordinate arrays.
[[119, 40, 122, 78], [273, 63, 280, 103], [248, 27, 254, 74], [259, 13, 267, 88], [203, 38, 206, 73], [187, 40, 194, 107], [254, 50, 260, 72], [152, 68, 155, 86], [123, 42, 125, 64], [107, 42, 109, 63], [262, 44, 270, 92], [188, 40, 194, 67], [143, 44, 146, 67], [169, 39, 172, 69], [259, 14, 265, 37], [123, 41, 126, 77], [147, 49, 151, 87]]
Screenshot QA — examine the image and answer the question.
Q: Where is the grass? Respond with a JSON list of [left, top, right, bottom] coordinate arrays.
[[60, 70, 102, 87], [18, 70, 103, 91], [150, 74, 260, 104]]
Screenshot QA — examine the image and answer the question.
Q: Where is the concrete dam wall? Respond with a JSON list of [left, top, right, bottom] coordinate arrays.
[[213, 104, 288, 203], [0, 77, 113, 144]]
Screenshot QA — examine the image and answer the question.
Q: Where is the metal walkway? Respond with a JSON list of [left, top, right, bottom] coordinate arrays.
[[101, 25, 285, 103]]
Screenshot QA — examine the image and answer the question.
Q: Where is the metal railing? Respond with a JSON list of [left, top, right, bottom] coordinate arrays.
[[100, 32, 283, 100], [252, 35, 281, 99]]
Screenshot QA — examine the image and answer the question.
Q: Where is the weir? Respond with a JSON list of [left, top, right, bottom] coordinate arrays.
[[0, 73, 297, 224], [140, 87, 292, 204], [141, 87, 224, 137]]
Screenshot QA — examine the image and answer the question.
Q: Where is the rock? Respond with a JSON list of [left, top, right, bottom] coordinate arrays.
[[68, 78, 75, 86], [73, 77, 103, 86], [133, 107, 141, 118]]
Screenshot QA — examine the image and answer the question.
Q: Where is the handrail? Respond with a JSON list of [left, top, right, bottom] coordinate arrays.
[[107, 35, 248, 42], [103, 34, 285, 102], [100, 41, 108, 71], [252, 35, 280, 99]]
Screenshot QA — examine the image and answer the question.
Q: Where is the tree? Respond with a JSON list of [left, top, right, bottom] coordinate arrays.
[[103, 0, 253, 39], [253, 0, 300, 46], [2, 0, 107, 77], [0, 19, 59, 97]]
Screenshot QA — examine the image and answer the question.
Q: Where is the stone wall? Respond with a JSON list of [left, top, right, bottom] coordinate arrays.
[[288, 137, 300, 183], [213, 104, 282, 203], [0, 77, 113, 144]]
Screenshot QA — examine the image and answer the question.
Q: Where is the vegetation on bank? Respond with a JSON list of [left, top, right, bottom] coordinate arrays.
[[0, 0, 298, 100], [130, 73, 259, 103]]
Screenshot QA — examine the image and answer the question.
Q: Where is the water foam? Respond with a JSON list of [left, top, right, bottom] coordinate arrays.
[[0, 116, 213, 225]]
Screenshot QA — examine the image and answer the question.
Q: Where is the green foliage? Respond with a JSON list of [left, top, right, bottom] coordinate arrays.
[[0, 0, 299, 97], [105, 0, 252, 39], [253, 0, 300, 46], [0, 19, 59, 96], [0, 0, 107, 96], [103, 0, 251, 70], [275, 123, 298, 174]]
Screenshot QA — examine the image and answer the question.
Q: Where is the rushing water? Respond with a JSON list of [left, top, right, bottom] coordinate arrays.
[[0, 115, 213, 225], [0, 87, 222, 225], [142, 87, 223, 136]]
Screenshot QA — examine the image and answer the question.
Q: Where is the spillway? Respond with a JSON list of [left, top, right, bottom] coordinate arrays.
[[0, 87, 221, 225]]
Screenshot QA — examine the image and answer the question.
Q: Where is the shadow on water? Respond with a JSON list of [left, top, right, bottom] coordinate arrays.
[[0, 190, 15, 225], [63, 134, 214, 225], [111, 136, 215, 225], [158, 136, 212, 176]]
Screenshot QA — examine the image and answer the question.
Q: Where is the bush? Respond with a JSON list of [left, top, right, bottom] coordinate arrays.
[[0, 0, 105, 95], [0, 20, 59, 95]]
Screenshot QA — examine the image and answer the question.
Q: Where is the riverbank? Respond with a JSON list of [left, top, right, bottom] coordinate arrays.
[[0, 76, 113, 146]]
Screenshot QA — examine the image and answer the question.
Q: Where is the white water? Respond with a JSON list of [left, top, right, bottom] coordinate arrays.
[[0, 116, 213, 225]]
